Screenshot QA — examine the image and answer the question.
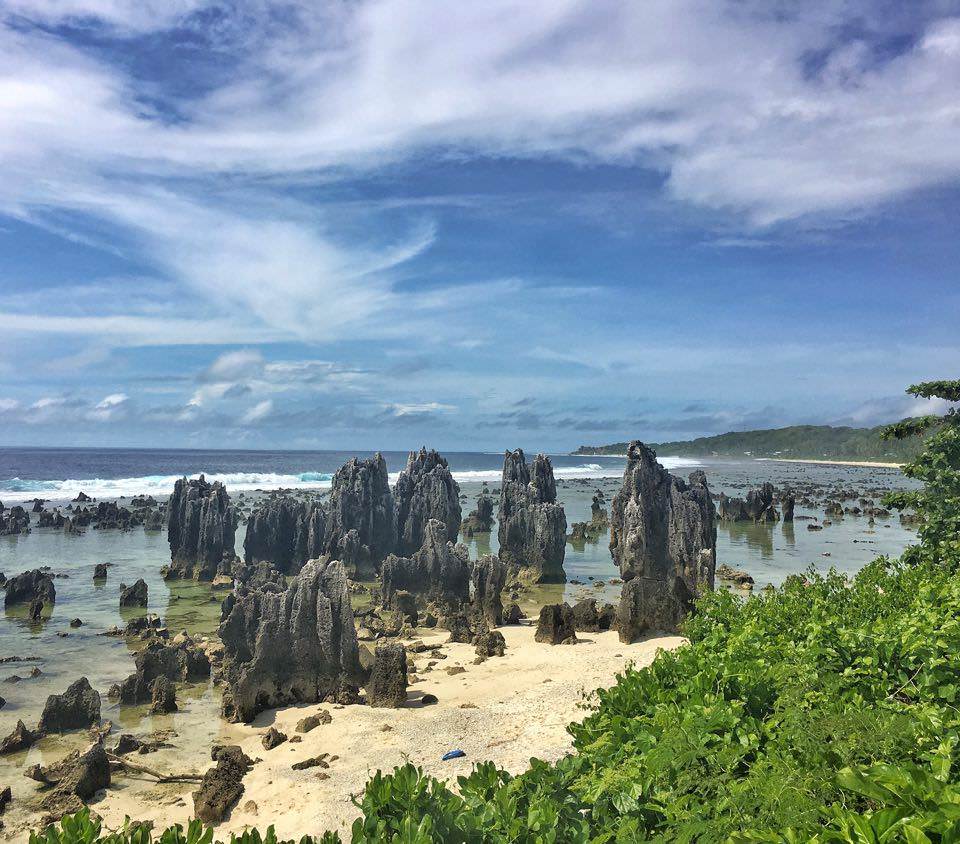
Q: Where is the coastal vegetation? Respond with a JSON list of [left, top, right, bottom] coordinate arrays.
[[575, 422, 926, 463], [29, 380, 960, 842]]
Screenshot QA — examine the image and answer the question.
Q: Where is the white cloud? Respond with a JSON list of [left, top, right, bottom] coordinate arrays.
[[240, 399, 274, 424], [87, 392, 130, 421]]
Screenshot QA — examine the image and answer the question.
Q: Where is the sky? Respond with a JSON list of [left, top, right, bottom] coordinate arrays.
[[0, 0, 959, 452]]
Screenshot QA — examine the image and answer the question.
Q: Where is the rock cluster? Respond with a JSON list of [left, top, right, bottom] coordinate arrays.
[[4, 569, 56, 607], [718, 483, 779, 522], [497, 450, 567, 583], [243, 496, 327, 574], [394, 448, 462, 555], [0, 505, 30, 536], [219, 558, 362, 723], [167, 475, 236, 580], [610, 442, 716, 642], [324, 454, 395, 578], [117, 638, 210, 704]]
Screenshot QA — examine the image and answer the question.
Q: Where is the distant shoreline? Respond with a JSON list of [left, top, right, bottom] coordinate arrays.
[[756, 457, 904, 469]]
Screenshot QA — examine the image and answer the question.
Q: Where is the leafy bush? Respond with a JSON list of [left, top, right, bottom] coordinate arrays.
[[33, 380, 960, 842]]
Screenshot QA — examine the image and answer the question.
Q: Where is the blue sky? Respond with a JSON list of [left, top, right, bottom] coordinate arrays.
[[1, 0, 959, 451]]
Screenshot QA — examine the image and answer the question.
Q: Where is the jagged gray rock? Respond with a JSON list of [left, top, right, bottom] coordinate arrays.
[[782, 493, 796, 522], [219, 558, 362, 723], [534, 604, 577, 645], [324, 454, 395, 578], [243, 497, 326, 575], [118, 639, 210, 704], [497, 450, 567, 583], [610, 442, 716, 641], [366, 643, 407, 708], [460, 492, 494, 536], [471, 555, 506, 627], [394, 448, 462, 555], [4, 569, 56, 607], [119, 578, 148, 608], [167, 475, 236, 580], [38, 678, 101, 734], [381, 520, 470, 614]]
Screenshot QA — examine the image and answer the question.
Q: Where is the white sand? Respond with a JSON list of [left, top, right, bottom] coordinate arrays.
[[756, 457, 903, 468], [8, 626, 681, 841]]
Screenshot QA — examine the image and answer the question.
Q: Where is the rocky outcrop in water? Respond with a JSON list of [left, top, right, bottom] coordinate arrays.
[[381, 520, 470, 614], [610, 442, 716, 641], [0, 720, 37, 755], [394, 448, 462, 555], [4, 569, 55, 607], [366, 643, 407, 708], [497, 450, 567, 583], [219, 558, 362, 723], [38, 678, 101, 734], [0, 505, 30, 536], [119, 578, 148, 608], [118, 638, 211, 704], [243, 496, 326, 574], [460, 491, 494, 537], [324, 454, 395, 578], [782, 493, 795, 522], [471, 554, 506, 627], [167, 475, 236, 580], [717, 483, 779, 522]]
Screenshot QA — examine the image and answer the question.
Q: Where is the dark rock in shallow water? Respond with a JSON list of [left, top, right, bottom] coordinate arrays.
[[4, 569, 56, 607], [471, 554, 506, 627], [167, 475, 237, 580], [243, 496, 326, 575], [718, 483, 779, 522], [324, 454, 395, 578], [497, 450, 567, 583], [150, 677, 177, 714], [38, 677, 101, 734], [366, 643, 407, 708], [29, 597, 45, 621], [534, 604, 577, 645], [460, 492, 494, 536], [610, 442, 716, 640], [193, 746, 252, 823], [782, 493, 795, 522], [0, 506, 30, 536], [219, 558, 362, 723], [393, 448, 462, 555], [118, 639, 210, 705], [0, 719, 37, 754], [119, 578, 148, 608], [93, 563, 108, 580]]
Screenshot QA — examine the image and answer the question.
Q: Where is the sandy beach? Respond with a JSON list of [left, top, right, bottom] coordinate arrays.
[[7, 625, 682, 841], [756, 458, 904, 469]]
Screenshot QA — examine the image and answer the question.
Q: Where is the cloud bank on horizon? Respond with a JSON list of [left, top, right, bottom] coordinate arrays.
[[0, 0, 958, 450]]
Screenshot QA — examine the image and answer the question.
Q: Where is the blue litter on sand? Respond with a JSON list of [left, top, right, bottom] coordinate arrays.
[[442, 749, 466, 761]]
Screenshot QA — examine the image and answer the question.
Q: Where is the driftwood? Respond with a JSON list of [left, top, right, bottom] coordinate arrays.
[[105, 751, 203, 783]]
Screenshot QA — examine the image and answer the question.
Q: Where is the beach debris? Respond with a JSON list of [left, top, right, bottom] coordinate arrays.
[[38, 677, 101, 734], [366, 642, 408, 708], [441, 749, 466, 761], [534, 603, 578, 645], [498, 450, 567, 583]]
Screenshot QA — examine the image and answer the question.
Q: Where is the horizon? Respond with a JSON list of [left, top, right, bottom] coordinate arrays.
[[2, 1, 959, 451]]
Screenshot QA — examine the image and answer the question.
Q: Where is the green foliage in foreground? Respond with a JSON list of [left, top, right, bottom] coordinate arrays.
[[575, 422, 925, 462], [32, 382, 960, 841]]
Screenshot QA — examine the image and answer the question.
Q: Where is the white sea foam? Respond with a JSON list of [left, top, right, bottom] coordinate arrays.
[[0, 456, 702, 503]]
